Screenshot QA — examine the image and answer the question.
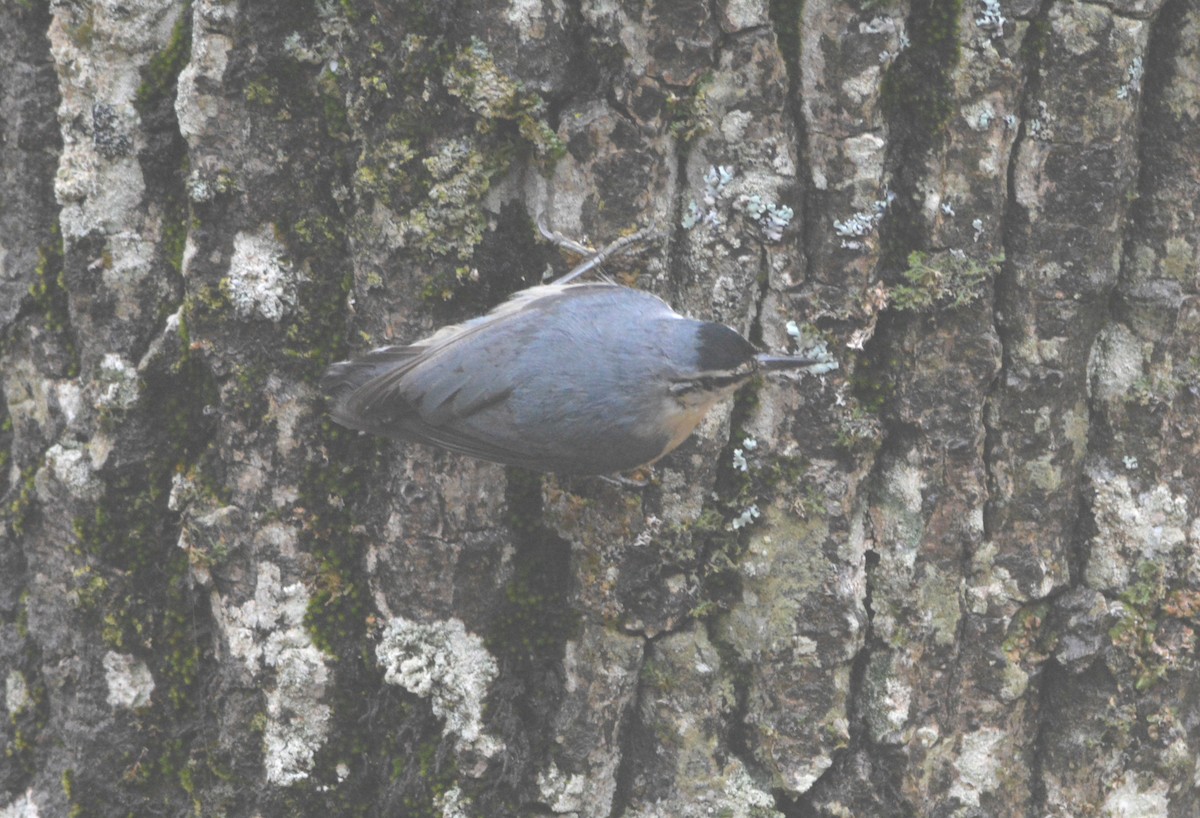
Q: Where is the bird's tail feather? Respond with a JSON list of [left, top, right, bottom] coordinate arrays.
[[321, 346, 420, 403]]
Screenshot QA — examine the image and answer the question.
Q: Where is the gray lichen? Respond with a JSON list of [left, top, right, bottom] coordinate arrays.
[[376, 615, 501, 761], [102, 651, 155, 709], [216, 560, 332, 786], [225, 226, 298, 322]]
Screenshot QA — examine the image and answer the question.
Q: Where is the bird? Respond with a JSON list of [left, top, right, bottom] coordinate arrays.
[[321, 279, 825, 476]]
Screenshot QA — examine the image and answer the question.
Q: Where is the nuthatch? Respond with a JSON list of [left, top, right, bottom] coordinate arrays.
[[322, 280, 826, 475]]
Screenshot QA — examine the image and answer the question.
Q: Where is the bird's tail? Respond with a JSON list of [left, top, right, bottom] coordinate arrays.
[[321, 346, 420, 409]]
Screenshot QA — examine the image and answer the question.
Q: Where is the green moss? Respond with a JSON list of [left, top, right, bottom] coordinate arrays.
[[339, 32, 564, 273], [666, 72, 715, 142], [276, 219, 356, 375], [178, 282, 231, 349], [135, 5, 192, 110], [244, 78, 279, 108], [163, 215, 189, 276], [303, 545, 368, 657], [639, 657, 677, 695], [3, 466, 36, 537], [353, 135, 418, 205], [71, 567, 110, 611], [295, 420, 375, 659], [68, 353, 220, 813], [487, 468, 579, 662], [489, 569, 581, 658], [881, 0, 963, 143], [1120, 560, 1165, 610], [26, 226, 79, 374], [2, 653, 44, 780], [317, 69, 351, 139], [66, 7, 94, 47], [444, 38, 566, 163], [1161, 237, 1193, 282], [890, 250, 1002, 312], [401, 138, 492, 262], [1106, 561, 1185, 691], [401, 762, 460, 818]]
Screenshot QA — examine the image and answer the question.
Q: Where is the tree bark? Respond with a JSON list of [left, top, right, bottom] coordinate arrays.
[[2, 0, 1198, 816]]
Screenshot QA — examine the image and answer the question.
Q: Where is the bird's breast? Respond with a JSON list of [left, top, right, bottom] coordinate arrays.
[[654, 394, 724, 462]]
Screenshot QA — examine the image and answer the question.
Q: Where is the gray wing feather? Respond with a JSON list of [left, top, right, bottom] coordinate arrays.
[[326, 284, 577, 439], [323, 282, 677, 471]]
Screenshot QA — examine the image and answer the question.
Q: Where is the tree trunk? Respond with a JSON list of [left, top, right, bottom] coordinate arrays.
[[2, 1, 1198, 816]]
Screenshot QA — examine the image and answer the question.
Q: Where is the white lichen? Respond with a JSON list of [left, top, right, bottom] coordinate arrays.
[[962, 100, 996, 132], [732, 438, 759, 473], [682, 165, 734, 230], [1086, 475, 1189, 592], [282, 32, 323, 64], [0, 790, 39, 818], [729, 504, 760, 531], [167, 471, 198, 513], [49, 0, 184, 243], [102, 651, 156, 709], [1102, 770, 1170, 817], [950, 727, 1005, 807], [739, 193, 794, 241], [536, 762, 589, 814], [720, 763, 781, 817], [975, 0, 1007, 38], [53, 381, 84, 426], [1117, 57, 1144, 101], [833, 190, 894, 250], [505, 0, 563, 42], [1088, 323, 1144, 404], [262, 618, 333, 786], [872, 672, 913, 741], [376, 615, 501, 758], [437, 785, 472, 818], [227, 225, 297, 322], [95, 353, 140, 411], [175, 2, 235, 147], [39, 443, 101, 502], [732, 448, 749, 472], [5, 671, 30, 716], [216, 560, 332, 785]]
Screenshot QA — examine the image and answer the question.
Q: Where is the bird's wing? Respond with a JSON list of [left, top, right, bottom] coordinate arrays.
[[341, 336, 549, 468], [331, 282, 631, 423], [321, 344, 424, 430], [387, 415, 552, 470], [336, 303, 543, 426], [323, 282, 666, 470]]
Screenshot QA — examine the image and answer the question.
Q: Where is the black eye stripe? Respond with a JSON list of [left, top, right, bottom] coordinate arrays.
[[670, 372, 750, 395], [703, 374, 746, 389]]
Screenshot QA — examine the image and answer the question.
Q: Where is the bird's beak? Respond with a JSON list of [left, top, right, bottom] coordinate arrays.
[[753, 352, 840, 374]]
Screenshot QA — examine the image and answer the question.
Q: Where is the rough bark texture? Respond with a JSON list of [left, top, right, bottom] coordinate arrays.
[[2, 0, 1198, 816]]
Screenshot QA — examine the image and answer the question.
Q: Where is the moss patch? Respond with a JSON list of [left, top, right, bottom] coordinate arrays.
[[26, 226, 79, 377], [890, 250, 1004, 312], [135, 4, 192, 111]]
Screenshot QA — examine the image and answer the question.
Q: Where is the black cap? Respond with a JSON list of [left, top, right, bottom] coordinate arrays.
[[694, 321, 757, 373]]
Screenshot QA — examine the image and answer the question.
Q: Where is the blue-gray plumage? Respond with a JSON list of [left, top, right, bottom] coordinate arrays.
[[322, 282, 814, 475]]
